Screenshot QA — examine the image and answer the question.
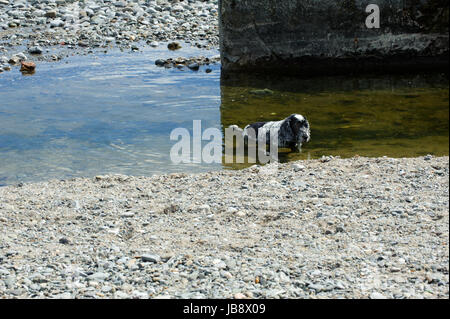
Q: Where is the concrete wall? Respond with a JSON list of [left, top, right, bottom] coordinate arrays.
[[219, 0, 449, 75]]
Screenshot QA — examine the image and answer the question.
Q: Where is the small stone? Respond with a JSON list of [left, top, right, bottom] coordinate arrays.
[[28, 46, 43, 55], [53, 292, 72, 299], [101, 285, 113, 293], [235, 211, 246, 217], [335, 226, 345, 233], [250, 88, 274, 96], [309, 284, 326, 292], [155, 59, 166, 67], [9, 53, 26, 64], [188, 63, 200, 71], [234, 293, 247, 299], [46, 10, 57, 18], [370, 292, 387, 299], [8, 56, 20, 64], [114, 291, 130, 299], [168, 42, 181, 50], [131, 290, 149, 299], [59, 238, 70, 245], [20, 61, 36, 73], [141, 254, 161, 263], [87, 272, 109, 281], [50, 19, 64, 28], [120, 212, 135, 218], [293, 164, 305, 172]]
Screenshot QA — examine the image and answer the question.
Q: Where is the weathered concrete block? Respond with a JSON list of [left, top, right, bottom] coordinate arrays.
[[219, 0, 449, 75]]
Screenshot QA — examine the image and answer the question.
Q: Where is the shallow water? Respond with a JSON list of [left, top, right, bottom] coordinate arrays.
[[0, 46, 448, 185], [220, 73, 449, 169]]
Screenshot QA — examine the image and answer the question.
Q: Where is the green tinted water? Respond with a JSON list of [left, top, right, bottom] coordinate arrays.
[[220, 73, 449, 168]]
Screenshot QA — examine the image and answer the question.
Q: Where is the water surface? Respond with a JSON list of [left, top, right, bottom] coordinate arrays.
[[220, 73, 449, 168], [0, 46, 448, 185]]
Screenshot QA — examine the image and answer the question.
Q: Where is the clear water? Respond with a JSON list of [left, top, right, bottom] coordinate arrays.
[[0, 45, 448, 186], [220, 73, 449, 169]]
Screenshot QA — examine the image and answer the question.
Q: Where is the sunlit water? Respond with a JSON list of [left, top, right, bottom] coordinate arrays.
[[0, 45, 448, 185], [220, 73, 449, 169]]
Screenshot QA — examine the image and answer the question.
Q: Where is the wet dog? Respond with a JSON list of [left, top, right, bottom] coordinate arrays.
[[230, 114, 311, 151]]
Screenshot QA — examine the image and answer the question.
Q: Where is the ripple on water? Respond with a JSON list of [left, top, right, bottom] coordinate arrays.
[[0, 47, 448, 185]]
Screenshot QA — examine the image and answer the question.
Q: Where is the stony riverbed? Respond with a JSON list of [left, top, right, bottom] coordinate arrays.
[[0, 156, 448, 299], [0, 0, 219, 72]]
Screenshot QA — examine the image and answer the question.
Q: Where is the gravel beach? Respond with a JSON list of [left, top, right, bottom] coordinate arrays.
[[1, 0, 219, 72], [0, 156, 448, 299]]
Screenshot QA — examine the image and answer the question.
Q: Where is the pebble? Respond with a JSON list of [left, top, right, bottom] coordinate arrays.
[[370, 292, 388, 299], [87, 272, 109, 282], [188, 63, 200, 71], [50, 19, 65, 28], [20, 61, 36, 73], [120, 212, 135, 218], [114, 291, 130, 299], [234, 293, 247, 299], [28, 46, 43, 55], [141, 254, 161, 263], [168, 42, 182, 51], [250, 88, 274, 96], [45, 10, 57, 19], [58, 238, 70, 245], [293, 164, 305, 172]]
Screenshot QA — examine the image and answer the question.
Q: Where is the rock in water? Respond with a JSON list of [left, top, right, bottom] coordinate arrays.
[[250, 88, 274, 96], [155, 59, 165, 67], [188, 63, 199, 71], [168, 42, 181, 50], [28, 46, 43, 55], [20, 61, 36, 74]]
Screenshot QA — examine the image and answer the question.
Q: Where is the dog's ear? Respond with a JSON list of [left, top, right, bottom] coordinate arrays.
[[288, 115, 302, 137]]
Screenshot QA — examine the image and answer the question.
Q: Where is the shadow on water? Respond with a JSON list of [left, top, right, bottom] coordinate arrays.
[[0, 47, 448, 185], [220, 72, 449, 169]]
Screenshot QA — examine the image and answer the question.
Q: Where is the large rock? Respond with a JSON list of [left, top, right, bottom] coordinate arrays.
[[219, 0, 449, 75]]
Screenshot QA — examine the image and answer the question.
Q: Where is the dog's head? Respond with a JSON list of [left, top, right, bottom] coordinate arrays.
[[288, 114, 311, 147]]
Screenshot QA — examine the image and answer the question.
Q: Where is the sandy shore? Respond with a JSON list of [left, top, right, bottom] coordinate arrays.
[[0, 155, 448, 299]]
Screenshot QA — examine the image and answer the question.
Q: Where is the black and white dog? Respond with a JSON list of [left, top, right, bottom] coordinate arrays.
[[230, 114, 311, 151]]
